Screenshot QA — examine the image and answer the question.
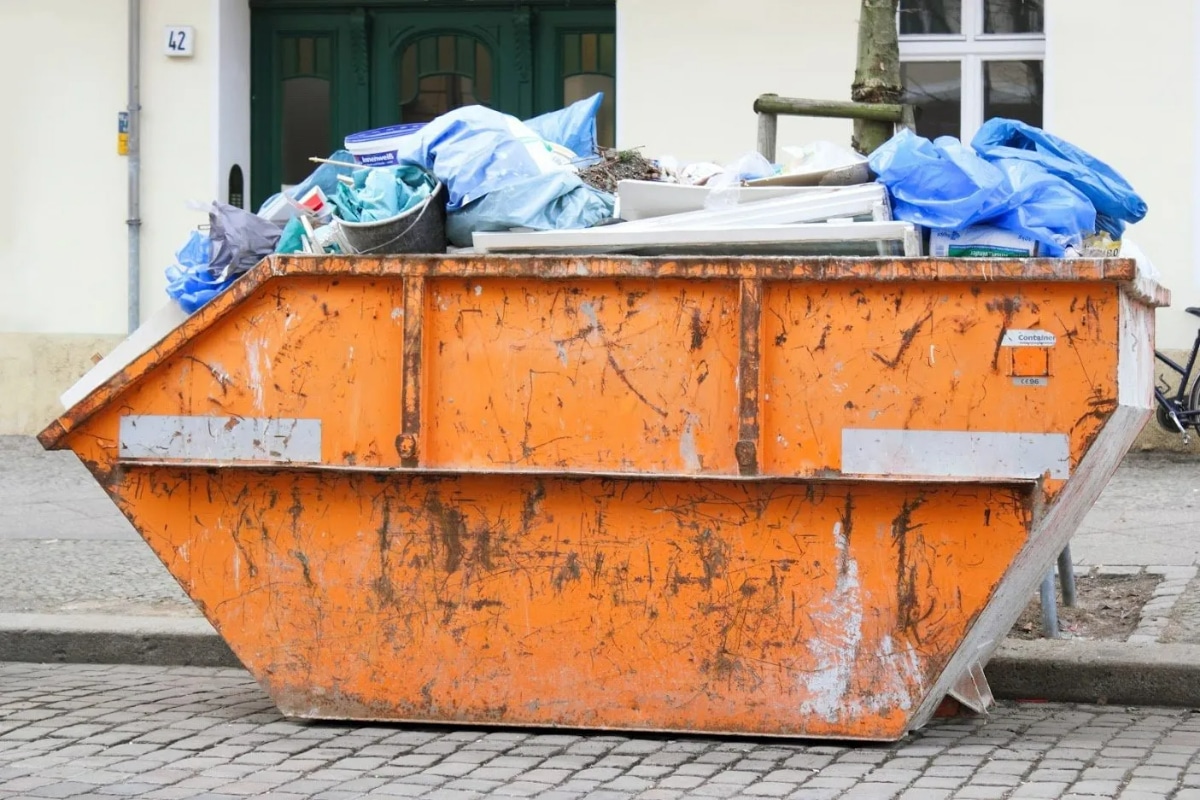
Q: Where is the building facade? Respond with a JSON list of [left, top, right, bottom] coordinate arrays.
[[2, 0, 1197, 436]]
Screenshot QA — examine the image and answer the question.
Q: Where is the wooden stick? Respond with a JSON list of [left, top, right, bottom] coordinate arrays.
[[308, 156, 361, 169]]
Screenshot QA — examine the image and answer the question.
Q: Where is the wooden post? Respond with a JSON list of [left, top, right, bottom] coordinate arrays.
[[757, 111, 778, 162]]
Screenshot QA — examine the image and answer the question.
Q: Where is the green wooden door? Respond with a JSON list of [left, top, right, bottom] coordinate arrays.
[[535, 8, 616, 149], [251, 4, 615, 210], [251, 11, 370, 206]]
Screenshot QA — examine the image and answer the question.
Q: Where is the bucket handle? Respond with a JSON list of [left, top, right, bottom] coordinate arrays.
[[338, 191, 442, 256]]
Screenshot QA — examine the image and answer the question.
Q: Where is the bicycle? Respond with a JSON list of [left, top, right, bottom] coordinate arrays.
[[1154, 306, 1200, 441]]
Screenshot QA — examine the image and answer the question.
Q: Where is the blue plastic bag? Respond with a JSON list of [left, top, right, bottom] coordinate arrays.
[[972, 118, 1146, 238], [869, 129, 1096, 255], [446, 172, 615, 247], [165, 230, 234, 314], [985, 157, 1096, 256], [869, 130, 1012, 229], [524, 93, 604, 165]]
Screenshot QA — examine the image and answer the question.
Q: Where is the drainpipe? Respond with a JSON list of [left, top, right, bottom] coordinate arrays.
[[127, 0, 142, 334]]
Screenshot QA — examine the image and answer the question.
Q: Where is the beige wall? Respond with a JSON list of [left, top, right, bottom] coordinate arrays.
[[138, 0, 220, 318], [615, 0, 861, 164], [0, 0, 247, 435], [0, 334, 125, 435], [0, 1, 129, 336]]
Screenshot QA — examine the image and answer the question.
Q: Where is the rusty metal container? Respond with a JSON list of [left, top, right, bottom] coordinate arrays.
[[40, 254, 1168, 741]]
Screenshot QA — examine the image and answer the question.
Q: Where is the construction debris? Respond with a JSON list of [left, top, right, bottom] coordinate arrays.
[[579, 148, 662, 193]]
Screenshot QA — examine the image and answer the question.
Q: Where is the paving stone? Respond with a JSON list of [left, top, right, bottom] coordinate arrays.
[[740, 781, 801, 796], [1011, 782, 1071, 798]]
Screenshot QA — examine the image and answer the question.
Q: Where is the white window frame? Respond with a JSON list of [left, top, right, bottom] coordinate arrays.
[[898, 0, 1045, 143]]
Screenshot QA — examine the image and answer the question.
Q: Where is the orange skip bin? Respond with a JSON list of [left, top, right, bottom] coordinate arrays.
[[40, 254, 1168, 740]]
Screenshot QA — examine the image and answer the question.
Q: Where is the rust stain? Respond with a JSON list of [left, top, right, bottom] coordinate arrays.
[[892, 496, 929, 642], [873, 307, 933, 370]]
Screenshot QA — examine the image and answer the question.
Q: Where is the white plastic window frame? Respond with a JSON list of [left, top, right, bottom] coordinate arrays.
[[898, 0, 1045, 143]]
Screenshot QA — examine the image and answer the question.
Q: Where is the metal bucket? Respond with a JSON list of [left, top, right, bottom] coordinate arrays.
[[333, 181, 448, 255]]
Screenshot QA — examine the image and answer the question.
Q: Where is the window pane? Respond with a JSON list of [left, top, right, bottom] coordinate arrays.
[[581, 33, 598, 73], [564, 74, 615, 150], [898, 0, 962, 35], [398, 36, 493, 119], [475, 43, 493, 104], [984, 0, 1044, 34], [901, 61, 961, 139], [984, 60, 1043, 127], [281, 76, 331, 187], [402, 75, 484, 123]]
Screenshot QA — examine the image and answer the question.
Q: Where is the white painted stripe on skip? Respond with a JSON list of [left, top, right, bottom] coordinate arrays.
[[119, 415, 322, 463], [841, 429, 1070, 480]]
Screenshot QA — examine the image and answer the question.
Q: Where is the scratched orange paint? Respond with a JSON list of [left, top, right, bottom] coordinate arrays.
[[41, 255, 1161, 740], [424, 278, 741, 474], [101, 468, 1028, 740]]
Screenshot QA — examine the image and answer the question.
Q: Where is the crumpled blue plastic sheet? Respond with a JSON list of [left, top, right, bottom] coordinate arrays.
[[869, 128, 1099, 256], [164, 230, 230, 314], [389, 99, 603, 212], [971, 118, 1147, 238], [524, 94, 604, 166]]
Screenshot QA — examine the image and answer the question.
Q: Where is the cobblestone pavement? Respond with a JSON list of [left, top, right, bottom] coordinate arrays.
[[3, 664, 1200, 800]]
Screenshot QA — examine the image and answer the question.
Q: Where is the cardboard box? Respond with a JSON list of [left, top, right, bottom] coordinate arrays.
[[929, 226, 1038, 258]]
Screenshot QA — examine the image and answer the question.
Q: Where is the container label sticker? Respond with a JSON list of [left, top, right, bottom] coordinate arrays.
[[1012, 377, 1049, 387], [1001, 329, 1056, 347]]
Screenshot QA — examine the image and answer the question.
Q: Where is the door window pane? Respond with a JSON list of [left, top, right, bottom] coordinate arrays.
[[278, 34, 334, 189], [898, 0, 962, 35], [564, 74, 615, 150], [902, 61, 961, 139], [403, 75, 485, 122], [984, 60, 1043, 127], [984, 0, 1044, 34], [281, 76, 331, 187], [398, 35, 493, 122], [561, 31, 615, 151]]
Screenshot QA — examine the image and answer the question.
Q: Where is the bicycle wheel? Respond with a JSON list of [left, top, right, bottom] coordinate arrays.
[[1190, 375, 1200, 430]]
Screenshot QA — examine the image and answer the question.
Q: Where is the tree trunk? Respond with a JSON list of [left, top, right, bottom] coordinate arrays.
[[852, 0, 902, 155]]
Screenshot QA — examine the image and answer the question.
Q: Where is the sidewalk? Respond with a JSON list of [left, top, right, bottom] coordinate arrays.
[[3, 434, 1200, 706]]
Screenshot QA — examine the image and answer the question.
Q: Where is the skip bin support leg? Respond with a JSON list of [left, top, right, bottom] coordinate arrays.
[[1058, 544, 1077, 607], [1040, 570, 1059, 638]]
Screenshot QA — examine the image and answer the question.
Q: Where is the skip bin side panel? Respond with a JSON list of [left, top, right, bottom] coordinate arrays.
[[760, 282, 1120, 479], [423, 278, 742, 475], [104, 468, 1032, 740], [64, 276, 408, 471]]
